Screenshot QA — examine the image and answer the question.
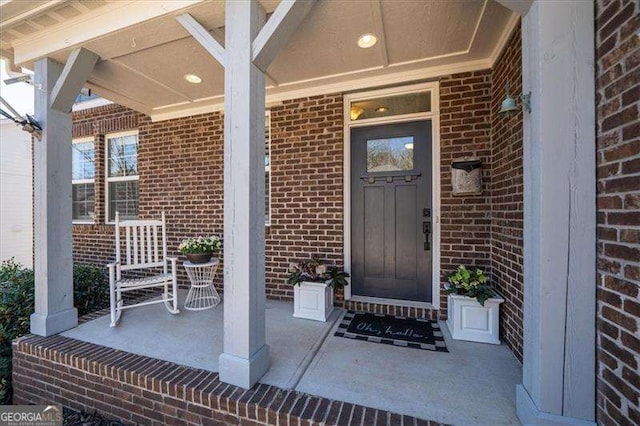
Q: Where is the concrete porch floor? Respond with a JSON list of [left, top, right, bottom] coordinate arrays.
[[61, 291, 522, 425]]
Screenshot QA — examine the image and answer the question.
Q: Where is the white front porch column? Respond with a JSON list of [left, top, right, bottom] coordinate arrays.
[[218, 0, 270, 388], [518, 0, 596, 424], [30, 57, 77, 336]]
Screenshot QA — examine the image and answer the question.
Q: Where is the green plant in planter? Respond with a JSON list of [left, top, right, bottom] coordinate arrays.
[[444, 265, 495, 306], [178, 236, 222, 254], [287, 258, 350, 290]]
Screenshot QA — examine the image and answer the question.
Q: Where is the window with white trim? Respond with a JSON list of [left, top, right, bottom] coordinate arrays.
[[265, 112, 271, 225], [106, 131, 139, 222], [72, 138, 95, 222]]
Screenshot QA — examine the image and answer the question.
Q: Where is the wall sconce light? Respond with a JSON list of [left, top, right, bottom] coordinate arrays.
[[499, 82, 531, 116]]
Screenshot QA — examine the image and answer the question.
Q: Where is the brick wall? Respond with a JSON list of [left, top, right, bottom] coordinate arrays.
[[72, 78, 502, 309], [595, 0, 640, 424], [438, 70, 494, 311], [490, 24, 524, 362], [72, 105, 146, 266], [13, 334, 438, 426], [71, 96, 344, 300], [267, 95, 344, 299]]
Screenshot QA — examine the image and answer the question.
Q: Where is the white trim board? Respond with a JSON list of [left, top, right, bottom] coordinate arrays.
[[150, 60, 485, 122], [342, 82, 441, 309], [516, 385, 596, 426]]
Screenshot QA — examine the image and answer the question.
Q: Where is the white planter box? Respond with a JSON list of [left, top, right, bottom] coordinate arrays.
[[446, 294, 504, 344], [293, 281, 334, 322]]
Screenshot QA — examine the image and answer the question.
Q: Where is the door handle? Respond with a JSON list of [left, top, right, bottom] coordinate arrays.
[[423, 221, 431, 251], [423, 222, 431, 234]]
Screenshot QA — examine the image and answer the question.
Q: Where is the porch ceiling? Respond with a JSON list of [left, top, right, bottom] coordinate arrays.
[[0, 0, 518, 121]]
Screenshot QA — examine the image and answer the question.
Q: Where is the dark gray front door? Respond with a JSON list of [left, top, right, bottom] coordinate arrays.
[[351, 120, 432, 302]]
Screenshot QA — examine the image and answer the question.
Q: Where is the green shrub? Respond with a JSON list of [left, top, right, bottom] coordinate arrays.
[[0, 259, 108, 404], [0, 259, 34, 404], [73, 264, 109, 317]]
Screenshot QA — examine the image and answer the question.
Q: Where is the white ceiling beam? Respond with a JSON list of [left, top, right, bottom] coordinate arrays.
[[0, 0, 65, 29], [176, 13, 226, 67], [26, 20, 45, 31], [11, 1, 205, 65], [370, 0, 389, 67], [45, 11, 65, 23], [69, 0, 91, 14], [0, 48, 22, 75], [496, 0, 533, 16], [49, 47, 99, 112], [252, 0, 317, 72]]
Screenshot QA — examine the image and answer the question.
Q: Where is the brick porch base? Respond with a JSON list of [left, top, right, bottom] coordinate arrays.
[[13, 334, 443, 426]]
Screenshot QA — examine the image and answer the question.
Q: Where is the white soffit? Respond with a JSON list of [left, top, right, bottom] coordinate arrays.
[[1, 0, 518, 121]]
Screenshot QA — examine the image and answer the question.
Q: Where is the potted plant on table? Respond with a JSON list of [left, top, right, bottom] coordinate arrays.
[[444, 265, 504, 344], [178, 236, 222, 264], [288, 258, 349, 322]]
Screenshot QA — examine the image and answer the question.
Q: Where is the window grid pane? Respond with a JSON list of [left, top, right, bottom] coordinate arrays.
[[108, 135, 138, 178], [108, 180, 139, 222], [72, 183, 95, 221], [72, 141, 95, 180]]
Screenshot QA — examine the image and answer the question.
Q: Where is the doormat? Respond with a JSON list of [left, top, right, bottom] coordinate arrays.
[[334, 311, 448, 352]]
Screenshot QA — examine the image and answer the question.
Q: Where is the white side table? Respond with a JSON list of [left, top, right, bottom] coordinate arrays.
[[183, 259, 222, 310]]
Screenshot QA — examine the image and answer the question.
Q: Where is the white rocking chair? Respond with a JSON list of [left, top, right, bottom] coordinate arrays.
[[107, 211, 179, 327]]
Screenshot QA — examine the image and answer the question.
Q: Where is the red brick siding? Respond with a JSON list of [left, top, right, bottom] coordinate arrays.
[[490, 24, 524, 362], [71, 97, 344, 299], [73, 79, 500, 311], [596, 0, 640, 424], [72, 105, 145, 267], [138, 112, 225, 290], [267, 95, 344, 300], [438, 70, 494, 312]]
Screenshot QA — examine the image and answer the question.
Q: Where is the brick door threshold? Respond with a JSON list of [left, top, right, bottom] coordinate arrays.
[[13, 334, 445, 425], [341, 299, 442, 321]]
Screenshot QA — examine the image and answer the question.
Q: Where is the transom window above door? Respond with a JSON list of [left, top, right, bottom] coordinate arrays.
[[349, 91, 431, 122]]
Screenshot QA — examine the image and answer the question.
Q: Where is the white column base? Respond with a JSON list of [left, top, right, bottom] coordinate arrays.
[[516, 385, 596, 426], [219, 344, 270, 389], [30, 308, 78, 337]]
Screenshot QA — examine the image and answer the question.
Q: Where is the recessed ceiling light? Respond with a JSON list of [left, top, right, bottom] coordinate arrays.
[[357, 33, 377, 49], [375, 106, 389, 113], [184, 73, 202, 84]]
